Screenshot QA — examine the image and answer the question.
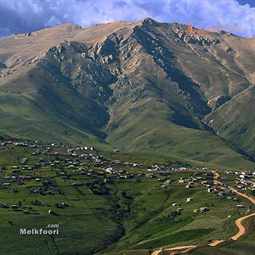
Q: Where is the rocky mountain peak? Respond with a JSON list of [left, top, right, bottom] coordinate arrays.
[[142, 17, 159, 26], [172, 24, 220, 46]]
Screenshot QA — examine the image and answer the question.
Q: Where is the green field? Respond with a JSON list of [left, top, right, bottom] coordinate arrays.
[[0, 141, 253, 255]]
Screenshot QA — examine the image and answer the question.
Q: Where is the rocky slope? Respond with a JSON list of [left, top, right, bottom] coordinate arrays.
[[0, 19, 255, 166]]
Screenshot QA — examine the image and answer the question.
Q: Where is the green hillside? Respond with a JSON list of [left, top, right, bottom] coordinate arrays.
[[0, 19, 255, 168], [0, 141, 253, 255]]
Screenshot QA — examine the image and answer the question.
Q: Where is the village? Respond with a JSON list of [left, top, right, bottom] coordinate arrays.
[[0, 137, 254, 218]]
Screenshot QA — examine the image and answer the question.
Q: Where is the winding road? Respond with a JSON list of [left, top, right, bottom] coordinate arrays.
[[229, 187, 255, 241], [151, 171, 255, 255]]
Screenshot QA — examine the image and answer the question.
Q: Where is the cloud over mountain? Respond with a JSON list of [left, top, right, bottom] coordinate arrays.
[[0, 0, 255, 37]]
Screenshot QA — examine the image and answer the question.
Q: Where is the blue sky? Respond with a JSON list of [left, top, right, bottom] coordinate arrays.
[[0, 0, 255, 37]]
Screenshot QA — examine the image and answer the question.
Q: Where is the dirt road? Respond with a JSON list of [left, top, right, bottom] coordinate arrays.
[[230, 212, 255, 240], [151, 245, 197, 255], [150, 171, 255, 255], [208, 239, 225, 247], [229, 187, 255, 241], [230, 187, 255, 204]]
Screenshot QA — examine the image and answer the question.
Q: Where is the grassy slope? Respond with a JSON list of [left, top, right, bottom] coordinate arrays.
[[191, 217, 255, 255], [206, 86, 255, 157], [0, 92, 98, 144], [0, 75, 252, 169], [0, 146, 121, 255], [105, 183, 239, 252], [0, 145, 251, 255], [0, 61, 109, 147], [107, 98, 255, 169]]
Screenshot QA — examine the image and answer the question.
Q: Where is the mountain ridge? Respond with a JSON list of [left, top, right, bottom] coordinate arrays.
[[0, 18, 255, 168]]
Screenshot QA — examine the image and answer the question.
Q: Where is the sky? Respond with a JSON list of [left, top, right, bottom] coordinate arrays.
[[0, 0, 255, 37]]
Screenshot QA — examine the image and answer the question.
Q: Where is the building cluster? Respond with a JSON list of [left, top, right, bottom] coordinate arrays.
[[0, 138, 254, 217]]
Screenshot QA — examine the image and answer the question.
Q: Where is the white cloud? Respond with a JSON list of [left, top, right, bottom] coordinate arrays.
[[0, 0, 254, 37]]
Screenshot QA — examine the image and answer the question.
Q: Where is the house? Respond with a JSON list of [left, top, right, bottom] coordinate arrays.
[[48, 209, 57, 215], [186, 183, 192, 189], [178, 178, 184, 184], [207, 188, 212, 193], [20, 158, 28, 164], [105, 167, 113, 174], [56, 202, 69, 209], [11, 205, 18, 210], [236, 204, 245, 208], [200, 207, 209, 213], [186, 197, 192, 203]]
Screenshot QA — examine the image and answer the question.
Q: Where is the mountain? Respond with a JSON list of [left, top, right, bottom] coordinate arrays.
[[0, 19, 255, 168]]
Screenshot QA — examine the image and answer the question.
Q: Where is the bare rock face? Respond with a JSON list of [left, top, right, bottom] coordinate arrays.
[[172, 24, 220, 46], [41, 41, 116, 103]]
